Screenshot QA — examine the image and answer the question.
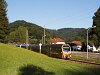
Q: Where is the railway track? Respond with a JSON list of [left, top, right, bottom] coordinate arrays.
[[68, 58, 100, 65], [66, 51, 100, 65]]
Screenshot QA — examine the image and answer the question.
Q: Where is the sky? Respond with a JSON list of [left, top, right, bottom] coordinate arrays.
[[6, 0, 100, 29]]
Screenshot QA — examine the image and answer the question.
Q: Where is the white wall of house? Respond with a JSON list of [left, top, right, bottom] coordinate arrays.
[[56, 42, 65, 44]]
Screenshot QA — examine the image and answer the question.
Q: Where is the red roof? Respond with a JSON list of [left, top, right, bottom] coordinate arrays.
[[72, 41, 82, 46], [51, 38, 64, 43]]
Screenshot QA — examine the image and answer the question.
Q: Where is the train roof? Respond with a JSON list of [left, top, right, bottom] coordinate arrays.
[[16, 44, 70, 47]]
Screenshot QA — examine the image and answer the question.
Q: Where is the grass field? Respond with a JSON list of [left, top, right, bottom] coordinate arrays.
[[0, 43, 100, 75]]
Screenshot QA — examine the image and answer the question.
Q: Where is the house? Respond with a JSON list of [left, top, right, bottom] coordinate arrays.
[[72, 41, 82, 50], [88, 42, 98, 52], [72, 41, 82, 46], [51, 38, 65, 44]]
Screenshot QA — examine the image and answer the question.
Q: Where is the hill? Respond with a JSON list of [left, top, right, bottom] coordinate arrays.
[[0, 43, 100, 75], [8, 20, 50, 36], [8, 20, 55, 43], [8, 20, 87, 43], [9, 20, 86, 43], [57, 28, 86, 41], [9, 20, 43, 32]]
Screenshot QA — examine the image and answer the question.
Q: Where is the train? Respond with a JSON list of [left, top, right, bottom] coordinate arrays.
[[16, 43, 71, 59]]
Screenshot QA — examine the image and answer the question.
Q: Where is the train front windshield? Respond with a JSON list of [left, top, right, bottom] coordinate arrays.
[[63, 46, 70, 52]]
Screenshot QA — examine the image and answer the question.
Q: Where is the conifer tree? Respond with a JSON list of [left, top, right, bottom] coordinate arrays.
[[0, 0, 9, 43], [92, 7, 100, 45]]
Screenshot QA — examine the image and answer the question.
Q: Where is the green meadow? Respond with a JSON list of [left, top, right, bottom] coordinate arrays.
[[0, 43, 100, 75]]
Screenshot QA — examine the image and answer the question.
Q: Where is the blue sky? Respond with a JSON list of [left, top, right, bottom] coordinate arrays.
[[6, 0, 100, 29]]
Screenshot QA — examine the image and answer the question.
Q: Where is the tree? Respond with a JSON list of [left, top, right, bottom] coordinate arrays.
[[0, 0, 9, 43], [17, 26, 27, 43], [8, 26, 27, 43], [8, 31, 18, 43], [92, 7, 100, 45]]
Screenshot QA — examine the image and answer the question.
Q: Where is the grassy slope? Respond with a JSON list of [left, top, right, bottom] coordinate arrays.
[[0, 43, 100, 75]]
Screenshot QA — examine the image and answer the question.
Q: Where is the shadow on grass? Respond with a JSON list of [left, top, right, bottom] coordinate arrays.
[[18, 64, 100, 75], [19, 64, 55, 75], [64, 66, 100, 75]]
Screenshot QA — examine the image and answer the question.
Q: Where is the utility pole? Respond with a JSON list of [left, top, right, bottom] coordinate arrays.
[[87, 28, 89, 59], [26, 29, 29, 49], [42, 36, 44, 44], [86, 26, 96, 59], [44, 25, 46, 44]]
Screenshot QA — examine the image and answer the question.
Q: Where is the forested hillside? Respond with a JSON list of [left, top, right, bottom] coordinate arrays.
[[8, 20, 57, 43], [57, 28, 86, 42], [8, 20, 87, 43]]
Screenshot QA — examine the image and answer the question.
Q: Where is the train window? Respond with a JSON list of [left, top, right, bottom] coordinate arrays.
[[51, 47, 61, 53], [63, 47, 70, 52]]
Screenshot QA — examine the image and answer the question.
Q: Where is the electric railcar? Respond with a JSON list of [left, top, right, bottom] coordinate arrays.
[[30, 44, 71, 59], [16, 44, 71, 59]]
